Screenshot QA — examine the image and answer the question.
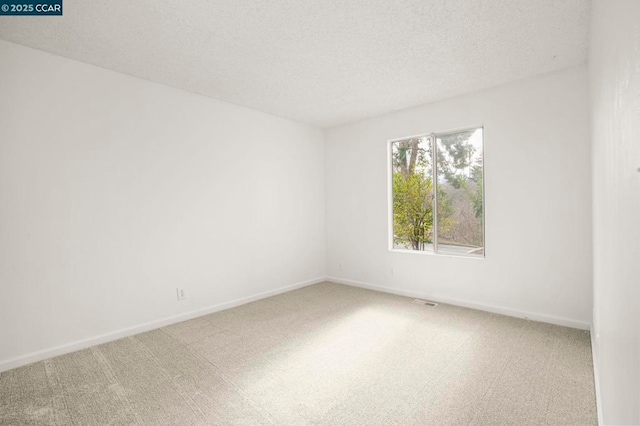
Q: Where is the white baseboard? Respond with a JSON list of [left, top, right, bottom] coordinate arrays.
[[327, 276, 591, 330], [0, 276, 591, 373], [0, 277, 325, 373], [590, 324, 604, 425]]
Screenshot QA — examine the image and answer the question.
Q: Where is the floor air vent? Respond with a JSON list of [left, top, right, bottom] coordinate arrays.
[[413, 299, 438, 307]]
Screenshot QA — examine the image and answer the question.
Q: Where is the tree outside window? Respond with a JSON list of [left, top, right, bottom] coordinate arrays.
[[391, 128, 484, 256]]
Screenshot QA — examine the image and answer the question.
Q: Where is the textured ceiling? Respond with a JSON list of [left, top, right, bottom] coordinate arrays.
[[0, 0, 590, 127]]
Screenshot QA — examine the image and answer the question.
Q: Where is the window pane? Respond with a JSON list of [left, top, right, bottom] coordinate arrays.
[[435, 128, 484, 256], [391, 136, 434, 251]]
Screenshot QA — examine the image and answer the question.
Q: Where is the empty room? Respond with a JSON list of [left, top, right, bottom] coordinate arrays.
[[0, 0, 638, 425]]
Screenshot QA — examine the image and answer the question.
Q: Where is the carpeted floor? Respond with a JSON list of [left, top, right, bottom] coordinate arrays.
[[0, 282, 597, 425]]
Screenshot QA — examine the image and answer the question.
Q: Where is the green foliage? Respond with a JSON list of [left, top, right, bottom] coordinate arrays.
[[393, 171, 456, 250], [469, 164, 484, 220], [392, 129, 484, 251], [436, 130, 476, 189], [436, 187, 455, 234], [393, 172, 434, 250], [446, 163, 483, 221]]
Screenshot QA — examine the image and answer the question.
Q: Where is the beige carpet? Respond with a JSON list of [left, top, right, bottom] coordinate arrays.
[[0, 282, 597, 425]]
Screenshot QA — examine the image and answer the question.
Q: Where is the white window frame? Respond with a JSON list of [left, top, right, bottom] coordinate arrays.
[[387, 126, 486, 259]]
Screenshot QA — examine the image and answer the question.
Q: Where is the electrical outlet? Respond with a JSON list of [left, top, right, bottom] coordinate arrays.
[[339, 263, 344, 271], [391, 268, 395, 276], [177, 288, 185, 301]]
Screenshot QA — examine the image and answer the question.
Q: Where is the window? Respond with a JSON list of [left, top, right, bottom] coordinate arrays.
[[389, 127, 484, 257]]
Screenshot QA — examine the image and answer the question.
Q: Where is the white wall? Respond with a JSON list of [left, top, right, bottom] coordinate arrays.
[[0, 40, 325, 370], [589, 1, 640, 424], [325, 66, 592, 328]]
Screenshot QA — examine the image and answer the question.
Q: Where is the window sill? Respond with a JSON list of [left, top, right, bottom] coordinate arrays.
[[389, 248, 485, 260]]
